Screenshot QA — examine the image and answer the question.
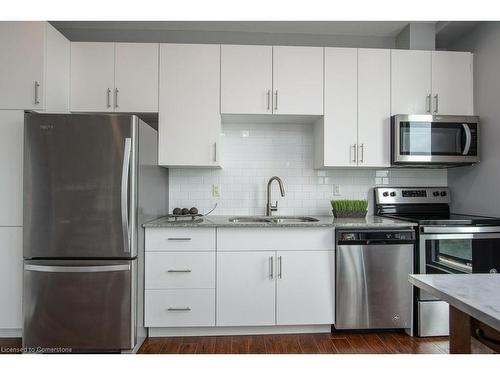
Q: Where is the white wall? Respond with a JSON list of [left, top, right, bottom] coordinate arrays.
[[169, 122, 447, 216], [448, 22, 500, 216]]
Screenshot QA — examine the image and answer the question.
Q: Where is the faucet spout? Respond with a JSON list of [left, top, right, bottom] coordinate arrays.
[[266, 176, 286, 216]]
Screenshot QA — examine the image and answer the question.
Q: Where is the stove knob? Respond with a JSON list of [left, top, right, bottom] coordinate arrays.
[[440, 191, 447, 197], [433, 191, 440, 197], [383, 192, 389, 197], [390, 192, 396, 197]]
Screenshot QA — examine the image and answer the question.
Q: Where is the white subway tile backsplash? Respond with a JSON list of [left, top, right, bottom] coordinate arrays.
[[168, 122, 447, 216]]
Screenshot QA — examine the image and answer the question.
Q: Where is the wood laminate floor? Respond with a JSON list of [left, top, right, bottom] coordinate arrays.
[[137, 332, 451, 354]]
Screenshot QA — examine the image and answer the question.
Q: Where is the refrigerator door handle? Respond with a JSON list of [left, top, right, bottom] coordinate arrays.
[[24, 264, 131, 273], [122, 138, 132, 253]]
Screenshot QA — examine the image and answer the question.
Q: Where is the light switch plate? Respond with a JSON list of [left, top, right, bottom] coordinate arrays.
[[212, 185, 220, 198]]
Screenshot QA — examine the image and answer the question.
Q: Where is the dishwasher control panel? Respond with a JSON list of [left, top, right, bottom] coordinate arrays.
[[338, 230, 415, 242]]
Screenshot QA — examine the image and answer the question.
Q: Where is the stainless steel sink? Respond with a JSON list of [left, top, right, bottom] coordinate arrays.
[[228, 217, 272, 223], [270, 216, 319, 223], [228, 216, 319, 224]]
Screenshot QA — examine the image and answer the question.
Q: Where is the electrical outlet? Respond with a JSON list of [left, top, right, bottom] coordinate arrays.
[[212, 185, 220, 198], [333, 184, 341, 196]]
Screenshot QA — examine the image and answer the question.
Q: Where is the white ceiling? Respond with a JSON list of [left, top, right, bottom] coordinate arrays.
[[52, 21, 411, 38]]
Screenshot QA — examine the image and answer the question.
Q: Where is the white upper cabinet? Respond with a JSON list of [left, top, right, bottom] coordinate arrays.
[[357, 48, 391, 167], [114, 43, 159, 112], [431, 51, 473, 115], [70, 42, 159, 112], [70, 42, 115, 112], [272, 46, 324, 115], [221, 45, 273, 114], [321, 47, 358, 167], [158, 44, 221, 167], [0, 22, 69, 111], [391, 50, 432, 115]]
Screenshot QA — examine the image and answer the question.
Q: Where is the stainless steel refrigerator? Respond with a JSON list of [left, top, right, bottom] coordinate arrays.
[[22, 112, 168, 352]]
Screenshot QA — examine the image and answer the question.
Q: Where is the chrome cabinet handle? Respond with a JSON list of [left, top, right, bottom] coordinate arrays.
[[359, 143, 364, 163], [278, 256, 282, 279], [121, 138, 132, 253], [266, 90, 271, 110], [433, 94, 439, 113], [269, 256, 274, 279], [167, 307, 191, 312], [351, 144, 357, 163], [167, 237, 192, 241], [274, 90, 278, 111], [107, 88, 112, 108], [213, 142, 217, 163], [167, 269, 192, 273], [114, 88, 119, 108], [34, 81, 40, 105], [426, 94, 431, 113]]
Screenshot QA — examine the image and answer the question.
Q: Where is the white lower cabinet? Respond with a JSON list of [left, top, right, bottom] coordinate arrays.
[[216, 251, 276, 326], [0, 227, 23, 330], [276, 251, 335, 325], [145, 289, 215, 327]]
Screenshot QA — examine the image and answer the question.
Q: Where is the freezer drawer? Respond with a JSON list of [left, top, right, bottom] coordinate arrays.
[[23, 260, 134, 352]]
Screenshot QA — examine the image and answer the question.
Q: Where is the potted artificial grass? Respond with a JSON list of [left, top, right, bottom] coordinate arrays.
[[331, 199, 368, 218]]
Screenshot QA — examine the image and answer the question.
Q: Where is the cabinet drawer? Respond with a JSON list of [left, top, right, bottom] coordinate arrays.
[[145, 252, 215, 289], [145, 289, 215, 327], [145, 228, 215, 251], [217, 228, 334, 251]]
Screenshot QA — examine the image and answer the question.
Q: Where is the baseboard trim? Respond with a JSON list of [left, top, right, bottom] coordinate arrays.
[[0, 329, 22, 338], [148, 325, 331, 337]]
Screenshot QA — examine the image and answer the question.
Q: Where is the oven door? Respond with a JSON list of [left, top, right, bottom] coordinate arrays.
[[392, 114, 479, 165], [419, 230, 500, 279]]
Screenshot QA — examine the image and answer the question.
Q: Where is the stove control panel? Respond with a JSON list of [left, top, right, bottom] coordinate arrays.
[[375, 187, 450, 205]]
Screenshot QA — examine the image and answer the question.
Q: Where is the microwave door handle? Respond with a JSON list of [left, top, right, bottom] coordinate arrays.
[[462, 123, 472, 155], [121, 138, 132, 253]]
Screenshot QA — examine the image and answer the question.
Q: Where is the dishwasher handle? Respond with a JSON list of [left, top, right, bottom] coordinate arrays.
[[337, 239, 416, 245]]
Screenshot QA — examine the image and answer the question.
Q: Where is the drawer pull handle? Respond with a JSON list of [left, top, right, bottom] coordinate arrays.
[[167, 307, 191, 312], [167, 238, 192, 241], [167, 269, 192, 273]]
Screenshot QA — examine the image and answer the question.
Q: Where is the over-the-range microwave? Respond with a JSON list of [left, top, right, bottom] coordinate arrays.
[[391, 114, 480, 168]]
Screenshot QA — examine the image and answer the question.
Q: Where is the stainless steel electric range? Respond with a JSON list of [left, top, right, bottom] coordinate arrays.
[[375, 187, 500, 337]]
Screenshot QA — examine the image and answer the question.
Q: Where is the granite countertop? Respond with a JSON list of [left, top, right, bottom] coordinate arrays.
[[409, 274, 500, 331], [143, 215, 416, 228]]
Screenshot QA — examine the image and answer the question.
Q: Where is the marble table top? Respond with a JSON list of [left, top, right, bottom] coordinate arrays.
[[409, 274, 500, 331]]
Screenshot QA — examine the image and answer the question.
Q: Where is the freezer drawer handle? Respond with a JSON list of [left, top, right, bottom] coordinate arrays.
[[167, 269, 192, 273], [167, 237, 192, 241], [167, 307, 191, 312], [24, 264, 131, 273]]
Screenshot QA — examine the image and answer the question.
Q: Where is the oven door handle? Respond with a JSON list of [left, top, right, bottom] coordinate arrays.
[[421, 226, 500, 234], [462, 123, 472, 156]]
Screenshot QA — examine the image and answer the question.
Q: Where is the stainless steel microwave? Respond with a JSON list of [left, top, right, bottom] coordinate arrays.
[[391, 114, 479, 167]]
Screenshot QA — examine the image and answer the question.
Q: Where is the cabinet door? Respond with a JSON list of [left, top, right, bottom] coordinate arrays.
[[276, 251, 335, 325], [0, 22, 45, 110], [217, 252, 275, 326], [357, 49, 391, 167], [322, 47, 358, 167], [70, 42, 115, 112], [0, 227, 23, 329], [221, 45, 272, 114], [0, 111, 23, 226], [391, 50, 432, 115], [431, 51, 473, 115], [272, 46, 323, 115], [158, 44, 221, 167], [114, 43, 159, 112]]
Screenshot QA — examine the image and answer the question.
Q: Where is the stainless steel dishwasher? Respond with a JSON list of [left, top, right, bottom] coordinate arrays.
[[335, 228, 415, 331]]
